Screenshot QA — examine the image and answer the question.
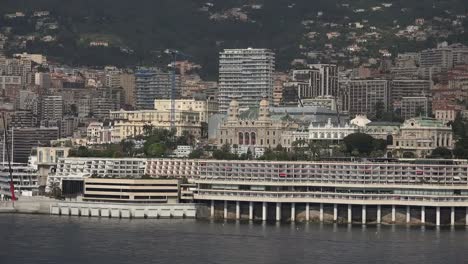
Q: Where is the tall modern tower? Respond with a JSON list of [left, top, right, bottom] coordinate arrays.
[[218, 48, 275, 113], [134, 68, 180, 110], [292, 64, 338, 99]]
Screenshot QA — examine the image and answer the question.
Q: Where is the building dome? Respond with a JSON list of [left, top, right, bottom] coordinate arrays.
[[350, 114, 371, 127], [229, 99, 239, 108], [259, 99, 269, 108]]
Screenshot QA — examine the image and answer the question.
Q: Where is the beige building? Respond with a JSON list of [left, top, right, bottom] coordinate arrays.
[[83, 178, 180, 203], [388, 117, 453, 158], [120, 73, 135, 106], [110, 98, 215, 140], [217, 99, 299, 149]]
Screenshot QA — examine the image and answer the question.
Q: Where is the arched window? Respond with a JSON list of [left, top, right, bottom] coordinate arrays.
[[251, 132, 256, 145], [239, 132, 244, 145], [386, 135, 393, 145], [245, 132, 250, 145]]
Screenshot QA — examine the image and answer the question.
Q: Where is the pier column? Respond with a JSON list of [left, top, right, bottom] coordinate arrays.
[[362, 205, 366, 225], [319, 203, 324, 222], [377, 205, 381, 224], [210, 200, 215, 218], [466, 207, 468, 226], [235, 201, 240, 220], [262, 202, 267, 221], [306, 203, 310, 221], [223, 200, 228, 219], [347, 204, 352, 223], [421, 206, 425, 224], [333, 204, 338, 222], [406, 206, 410, 224], [391, 205, 396, 223], [249, 202, 253, 220], [436, 207, 441, 226], [450, 207, 455, 226], [291, 203, 296, 222], [276, 203, 281, 222]]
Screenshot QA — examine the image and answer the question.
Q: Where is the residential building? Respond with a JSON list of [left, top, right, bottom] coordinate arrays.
[[154, 98, 217, 122], [120, 72, 135, 107], [34, 72, 51, 89], [87, 122, 115, 145], [420, 48, 453, 70], [390, 79, 431, 103], [434, 106, 458, 124], [292, 64, 338, 98], [109, 98, 211, 140], [135, 68, 180, 110], [400, 97, 430, 120], [10, 126, 59, 163], [41, 95, 63, 121], [218, 48, 275, 113], [340, 79, 389, 118]]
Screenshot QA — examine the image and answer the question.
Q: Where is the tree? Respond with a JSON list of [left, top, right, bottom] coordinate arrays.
[[430, 147, 452, 159], [146, 143, 166, 157], [453, 138, 468, 159], [143, 124, 154, 137], [374, 100, 385, 120], [343, 133, 375, 155], [188, 148, 204, 159], [403, 152, 416, 158]]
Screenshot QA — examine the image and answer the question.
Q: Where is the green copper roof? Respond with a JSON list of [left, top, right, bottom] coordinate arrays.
[[406, 117, 447, 128]]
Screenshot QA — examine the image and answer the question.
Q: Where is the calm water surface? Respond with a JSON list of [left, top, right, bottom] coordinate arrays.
[[0, 214, 466, 264]]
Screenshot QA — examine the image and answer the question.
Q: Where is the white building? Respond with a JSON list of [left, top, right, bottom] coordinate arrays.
[[308, 118, 358, 141], [87, 122, 115, 145], [218, 48, 275, 113], [173, 145, 193, 158]]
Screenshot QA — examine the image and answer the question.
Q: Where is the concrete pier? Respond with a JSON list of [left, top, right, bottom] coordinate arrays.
[[210, 200, 214, 218], [223, 201, 228, 219], [262, 202, 267, 221], [235, 201, 240, 220], [306, 203, 310, 221], [436, 207, 441, 226], [333, 204, 337, 222], [319, 203, 324, 222], [406, 206, 410, 224], [421, 206, 425, 224], [392, 205, 396, 223], [249, 202, 253, 220], [450, 207, 455, 226], [291, 203, 296, 222], [276, 203, 281, 221], [347, 204, 352, 223], [362, 205, 366, 224], [50, 202, 199, 219], [377, 205, 381, 224], [466, 207, 468, 226]]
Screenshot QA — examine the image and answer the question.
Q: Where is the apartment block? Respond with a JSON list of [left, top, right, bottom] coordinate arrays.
[[340, 79, 389, 118], [218, 48, 275, 113], [135, 68, 180, 110]]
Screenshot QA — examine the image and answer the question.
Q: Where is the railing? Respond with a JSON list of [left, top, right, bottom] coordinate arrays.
[[195, 189, 468, 203]]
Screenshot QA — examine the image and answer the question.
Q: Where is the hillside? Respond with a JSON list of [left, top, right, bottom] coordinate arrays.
[[1, 0, 467, 79]]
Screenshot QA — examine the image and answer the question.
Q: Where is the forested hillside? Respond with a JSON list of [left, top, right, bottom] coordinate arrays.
[[1, 0, 467, 79]]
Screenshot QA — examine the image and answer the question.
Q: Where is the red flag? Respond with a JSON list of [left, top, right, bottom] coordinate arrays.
[[9, 181, 16, 201]]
